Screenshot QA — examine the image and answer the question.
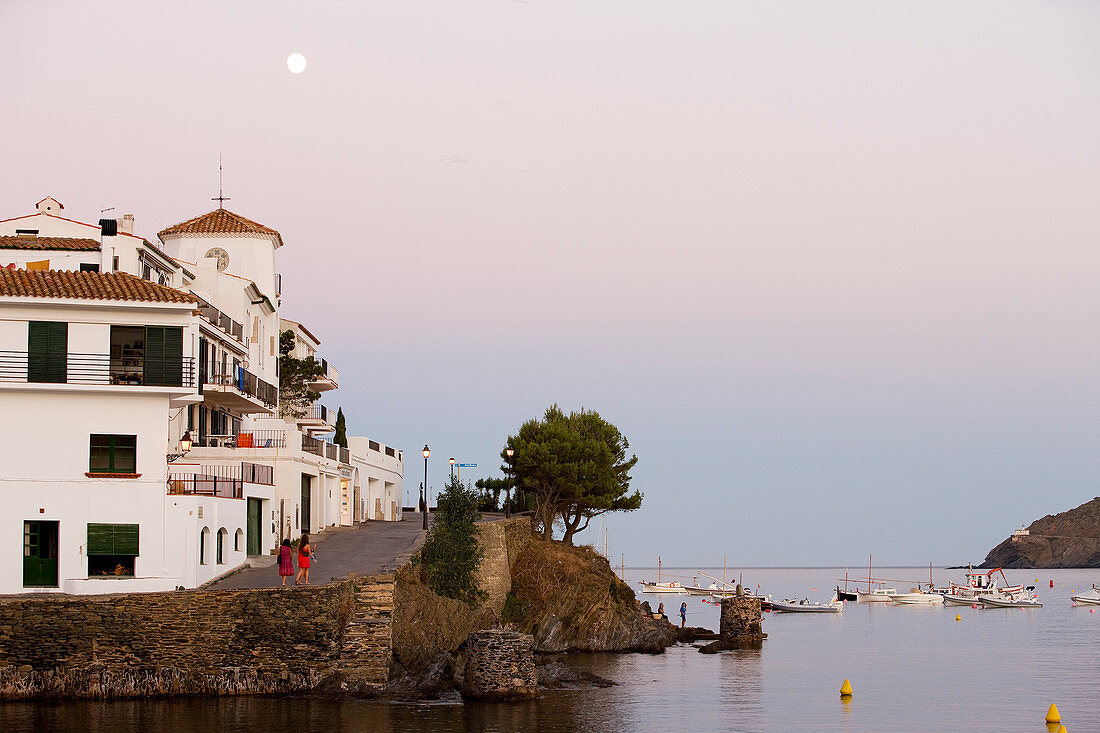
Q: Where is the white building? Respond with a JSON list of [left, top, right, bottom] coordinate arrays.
[[0, 197, 404, 595]]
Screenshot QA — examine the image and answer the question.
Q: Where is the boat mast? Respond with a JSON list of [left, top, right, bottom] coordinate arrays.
[[658, 555, 662, 584]]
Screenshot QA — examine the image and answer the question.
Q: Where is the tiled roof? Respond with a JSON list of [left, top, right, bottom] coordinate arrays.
[[158, 208, 281, 238], [0, 269, 197, 304], [0, 236, 100, 251]]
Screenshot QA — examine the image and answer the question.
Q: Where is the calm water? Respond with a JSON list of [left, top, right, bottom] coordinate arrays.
[[4, 567, 1097, 732]]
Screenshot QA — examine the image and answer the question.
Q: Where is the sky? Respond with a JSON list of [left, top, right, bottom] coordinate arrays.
[[2, 0, 1098, 567]]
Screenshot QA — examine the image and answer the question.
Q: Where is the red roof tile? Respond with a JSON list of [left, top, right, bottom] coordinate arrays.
[[158, 208, 281, 238], [0, 269, 197, 304], [0, 236, 100, 251]]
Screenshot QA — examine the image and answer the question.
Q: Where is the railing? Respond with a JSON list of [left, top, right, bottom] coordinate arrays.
[[319, 359, 339, 386], [233, 430, 286, 448], [338, 446, 350, 464], [196, 299, 244, 344], [167, 462, 274, 498], [298, 403, 334, 425], [301, 434, 325, 457], [202, 361, 278, 407], [0, 351, 195, 387]]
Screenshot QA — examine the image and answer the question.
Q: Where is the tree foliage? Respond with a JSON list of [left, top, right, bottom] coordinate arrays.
[[474, 476, 513, 512], [420, 475, 486, 606], [503, 405, 642, 544], [333, 407, 348, 448], [278, 330, 324, 419]]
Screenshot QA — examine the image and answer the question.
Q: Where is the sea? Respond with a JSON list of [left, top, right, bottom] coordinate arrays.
[[4, 567, 1097, 732]]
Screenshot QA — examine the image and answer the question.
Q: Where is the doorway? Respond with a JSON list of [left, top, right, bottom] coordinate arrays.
[[246, 498, 262, 555], [301, 474, 312, 532], [23, 521, 59, 588]]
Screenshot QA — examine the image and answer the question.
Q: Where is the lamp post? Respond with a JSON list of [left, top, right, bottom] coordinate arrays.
[[167, 431, 193, 463], [505, 447, 515, 518], [449, 457, 455, 481], [422, 445, 430, 530]]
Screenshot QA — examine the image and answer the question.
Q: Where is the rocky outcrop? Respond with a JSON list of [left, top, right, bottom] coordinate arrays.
[[982, 497, 1100, 569], [508, 539, 678, 653]]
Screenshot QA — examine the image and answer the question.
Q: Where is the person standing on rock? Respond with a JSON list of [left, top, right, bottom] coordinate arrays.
[[277, 538, 294, 587], [680, 602, 687, 628], [295, 533, 313, 585]]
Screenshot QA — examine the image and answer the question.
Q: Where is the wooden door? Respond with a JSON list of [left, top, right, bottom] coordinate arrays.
[[23, 521, 59, 587]]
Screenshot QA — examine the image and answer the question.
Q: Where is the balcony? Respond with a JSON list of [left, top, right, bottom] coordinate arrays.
[[306, 358, 338, 392], [301, 435, 351, 465], [294, 403, 335, 434], [200, 361, 277, 415], [167, 462, 274, 499], [196, 299, 244, 345], [195, 429, 286, 449], [0, 351, 195, 388]]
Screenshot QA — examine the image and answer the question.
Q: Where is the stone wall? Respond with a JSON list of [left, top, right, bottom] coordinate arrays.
[[460, 630, 538, 701], [0, 574, 394, 700], [719, 594, 764, 640]]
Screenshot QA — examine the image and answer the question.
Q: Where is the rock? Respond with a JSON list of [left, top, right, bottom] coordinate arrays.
[[676, 626, 719, 643], [981, 497, 1100, 569], [535, 656, 616, 689]]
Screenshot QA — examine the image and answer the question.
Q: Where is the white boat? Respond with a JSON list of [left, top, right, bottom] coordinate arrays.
[[638, 556, 686, 594], [890, 588, 943, 605], [855, 587, 897, 603], [770, 594, 843, 613], [979, 589, 1042, 608], [940, 566, 1023, 605], [1070, 584, 1100, 606]]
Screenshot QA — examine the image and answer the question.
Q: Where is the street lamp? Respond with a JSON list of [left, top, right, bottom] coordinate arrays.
[[505, 447, 515, 518], [422, 445, 430, 530], [449, 456, 455, 480], [167, 431, 193, 463]]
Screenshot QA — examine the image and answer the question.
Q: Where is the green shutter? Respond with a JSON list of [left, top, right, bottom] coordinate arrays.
[[162, 327, 183, 386], [144, 326, 164, 385], [28, 321, 67, 383], [143, 326, 183, 386], [87, 523, 140, 556]]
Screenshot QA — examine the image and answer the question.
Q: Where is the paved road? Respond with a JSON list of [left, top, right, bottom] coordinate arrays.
[[208, 517, 431, 590]]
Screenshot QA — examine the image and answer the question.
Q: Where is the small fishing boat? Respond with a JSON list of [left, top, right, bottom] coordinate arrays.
[[770, 594, 843, 614], [638, 556, 686, 594], [856, 586, 897, 603], [835, 570, 857, 601], [890, 587, 943, 605], [941, 566, 1023, 606], [979, 589, 1042, 608], [1070, 584, 1100, 606]]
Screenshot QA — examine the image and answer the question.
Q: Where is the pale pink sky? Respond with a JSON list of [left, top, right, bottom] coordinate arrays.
[[3, 0, 1098, 565]]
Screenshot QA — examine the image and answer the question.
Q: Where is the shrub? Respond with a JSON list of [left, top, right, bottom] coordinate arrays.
[[420, 475, 486, 607], [501, 591, 527, 623]]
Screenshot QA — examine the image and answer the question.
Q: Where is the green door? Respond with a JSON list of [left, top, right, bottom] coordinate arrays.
[[23, 521, 59, 587], [301, 475, 312, 532], [246, 498, 262, 555]]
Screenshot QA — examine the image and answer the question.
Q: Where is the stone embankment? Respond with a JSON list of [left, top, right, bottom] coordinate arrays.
[[0, 575, 393, 700], [461, 630, 538, 701], [982, 497, 1100, 568]]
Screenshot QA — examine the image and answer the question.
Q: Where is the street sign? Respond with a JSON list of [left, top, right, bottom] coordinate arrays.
[[458, 463, 477, 467]]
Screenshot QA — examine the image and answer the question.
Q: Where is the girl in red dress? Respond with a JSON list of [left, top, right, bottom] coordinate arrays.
[[295, 533, 312, 586], [277, 538, 293, 587]]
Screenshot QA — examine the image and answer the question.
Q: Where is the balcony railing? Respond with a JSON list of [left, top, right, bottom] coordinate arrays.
[[339, 446, 350, 464], [233, 430, 286, 448], [297, 403, 334, 425], [319, 358, 338, 386], [0, 351, 195, 387], [302, 434, 324, 457], [196, 299, 244, 344], [201, 361, 278, 407], [167, 462, 274, 498]]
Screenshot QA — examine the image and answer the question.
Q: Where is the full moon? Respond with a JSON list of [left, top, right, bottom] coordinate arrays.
[[286, 52, 307, 74]]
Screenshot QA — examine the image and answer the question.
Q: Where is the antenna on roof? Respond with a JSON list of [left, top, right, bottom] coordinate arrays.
[[212, 154, 231, 209]]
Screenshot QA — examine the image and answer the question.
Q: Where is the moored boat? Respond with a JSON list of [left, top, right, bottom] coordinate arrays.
[[638, 556, 686, 594], [890, 588, 943, 605], [770, 594, 843, 613], [1070, 584, 1100, 606], [855, 587, 897, 603], [979, 589, 1042, 608]]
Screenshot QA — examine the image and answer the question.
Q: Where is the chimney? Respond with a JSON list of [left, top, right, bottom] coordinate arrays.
[[118, 214, 135, 235], [99, 218, 117, 272]]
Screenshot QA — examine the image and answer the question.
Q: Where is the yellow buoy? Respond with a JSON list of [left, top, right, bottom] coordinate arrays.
[[1058, 725, 1067, 733], [955, 613, 962, 621], [1045, 703, 1061, 723], [840, 679, 853, 697]]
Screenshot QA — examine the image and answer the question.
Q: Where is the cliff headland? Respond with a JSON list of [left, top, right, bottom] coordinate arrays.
[[981, 497, 1100, 569]]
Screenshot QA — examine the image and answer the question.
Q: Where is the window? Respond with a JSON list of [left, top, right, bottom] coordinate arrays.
[[216, 528, 227, 564], [89, 434, 136, 474], [79, 263, 100, 273], [86, 523, 138, 577], [234, 528, 243, 552], [112, 256, 119, 271], [27, 321, 67, 383], [200, 527, 210, 565]]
